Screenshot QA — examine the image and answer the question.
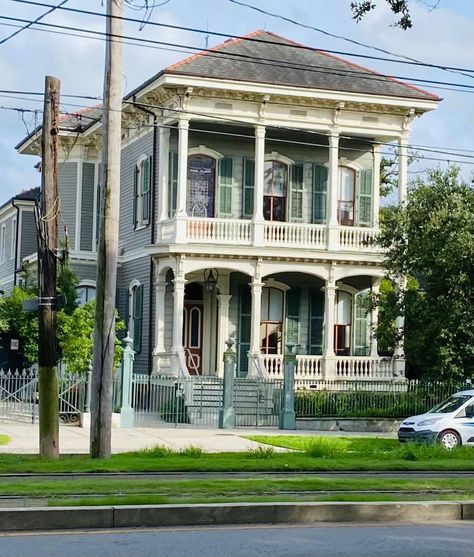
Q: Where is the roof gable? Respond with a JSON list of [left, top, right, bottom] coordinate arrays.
[[164, 30, 439, 101]]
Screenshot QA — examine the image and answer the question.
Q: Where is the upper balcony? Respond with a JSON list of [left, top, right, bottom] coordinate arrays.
[[149, 121, 384, 258], [158, 216, 379, 254]]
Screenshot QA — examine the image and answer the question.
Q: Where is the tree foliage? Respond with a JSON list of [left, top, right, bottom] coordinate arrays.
[[376, 167, 474, 380], [351, 0, 413, 29], [0, 266, 124, 373]]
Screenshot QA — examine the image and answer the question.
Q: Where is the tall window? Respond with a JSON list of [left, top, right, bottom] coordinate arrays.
[[11, 217, 16, 260], [187, 155, 216, 217], [260, 287, 284, 354], [0, 225, 6, 264], [264, 161, 288, 221], [338, 167, 355, 226], [334, 290, 352, 355], [128, 282, 143, 353], [133, 156, 151, 228]]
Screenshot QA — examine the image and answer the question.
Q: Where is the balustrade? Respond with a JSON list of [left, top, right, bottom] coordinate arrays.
[[339, 227, 378, 251]]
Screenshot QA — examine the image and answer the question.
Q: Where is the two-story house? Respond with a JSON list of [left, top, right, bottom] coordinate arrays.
[[13, 30, 440, 380]]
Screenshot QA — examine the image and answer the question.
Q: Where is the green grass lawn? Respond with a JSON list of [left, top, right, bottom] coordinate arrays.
[[0, 435, 10, 446], [0, 437, 472, 474], [1, 475, 473, 507]]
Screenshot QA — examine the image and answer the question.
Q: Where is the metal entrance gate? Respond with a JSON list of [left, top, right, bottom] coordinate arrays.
[[131, 374, 283, 428]]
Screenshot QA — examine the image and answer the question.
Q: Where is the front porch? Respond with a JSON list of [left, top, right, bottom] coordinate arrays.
[[152, 260, 403, 382]]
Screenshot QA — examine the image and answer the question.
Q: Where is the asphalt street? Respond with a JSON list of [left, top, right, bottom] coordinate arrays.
[[0, 523, 473, 557]]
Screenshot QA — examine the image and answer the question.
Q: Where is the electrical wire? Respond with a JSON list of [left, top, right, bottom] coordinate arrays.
[[1, 13, 474, 97], [8, 0, 474, 76], [0, 0, 69, 45]]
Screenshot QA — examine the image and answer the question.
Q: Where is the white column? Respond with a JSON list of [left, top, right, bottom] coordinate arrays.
[[370, 281, 380, 358], [171, 276, 187, 353], [153, 278, 167, 354], [327, 132, 340, 249], [253, 124, 266, 245], [176, 117, 189, 215], [398, 134, 408, 205], [216, 294, 232, 377], [158, 125, 170, 222], [175, 117, 189, 242], [323, 278, 337, 378], [249, 279, 263, 375], [372, 144, 381, 227]]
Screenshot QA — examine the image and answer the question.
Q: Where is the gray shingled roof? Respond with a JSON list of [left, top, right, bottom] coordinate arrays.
[[165, 30, 439, 101], [0, 187, 39, 212]]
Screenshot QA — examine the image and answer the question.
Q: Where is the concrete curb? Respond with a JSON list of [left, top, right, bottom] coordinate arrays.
[[0, 501, 472, 532]]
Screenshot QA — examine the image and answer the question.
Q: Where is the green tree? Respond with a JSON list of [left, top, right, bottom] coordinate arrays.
[[0, 267, 124, 372], [376, 166, 474, 380], [351, 1, 442, 29]]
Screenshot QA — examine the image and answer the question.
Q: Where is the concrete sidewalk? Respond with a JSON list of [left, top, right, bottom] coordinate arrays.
[[0, 424, 395, 454]]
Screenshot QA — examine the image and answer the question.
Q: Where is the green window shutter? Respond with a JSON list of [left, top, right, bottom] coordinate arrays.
[[242, 158, 255, 218], [285, 287, 301, 347], [289, 164, 304, 222], [308, 289, 324, 355], [219, 157, 233, 217], [238, 284, 252, 377], [132, 164, 139, 227], [312, 164, 328, 224], [133, 284, 143, 353], [142, 156, 152, 224], [168, 151, 178, 218], [353, 291, 369, 356], [95, 177, 102, 246], [357, 169, 373, 227]]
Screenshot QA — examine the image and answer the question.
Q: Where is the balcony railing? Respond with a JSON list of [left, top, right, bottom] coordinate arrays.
[[158, 217, 380, 253], [264, 221, 326, 249], [264, 354, 394, 380]]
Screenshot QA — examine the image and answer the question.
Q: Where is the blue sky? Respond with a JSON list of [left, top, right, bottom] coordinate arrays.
[[1, 0, 473, 204]]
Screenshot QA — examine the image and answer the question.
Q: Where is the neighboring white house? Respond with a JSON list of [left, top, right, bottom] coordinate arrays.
[[13, 30, 440, 381]]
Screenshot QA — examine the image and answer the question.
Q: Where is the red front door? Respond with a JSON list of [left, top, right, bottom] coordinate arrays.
[[183, 302, 203, 375]]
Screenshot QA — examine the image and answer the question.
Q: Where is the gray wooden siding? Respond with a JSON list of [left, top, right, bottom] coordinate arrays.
[[20, 209, 37, 260], [119, 132, 153, 254], [80, 162, 95, 251], [0, 213, 16, 280], [71, 261, 97, 282], [119, 256, 151, 374], [58, 162, 78, 247]]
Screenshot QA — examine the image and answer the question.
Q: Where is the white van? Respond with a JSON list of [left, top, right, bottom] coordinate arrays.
[[398, 389, 474, 449]]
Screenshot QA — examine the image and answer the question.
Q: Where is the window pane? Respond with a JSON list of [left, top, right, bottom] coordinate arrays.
[[339, 167, 355, 202], [264, 161, 273, 195], [273, 162, 287, 196], [261, 288, 269, 321], [336, 291, 352, 324], [269, 288, 283, 321]]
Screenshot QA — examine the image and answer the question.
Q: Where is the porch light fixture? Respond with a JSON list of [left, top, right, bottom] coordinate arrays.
[[204, 268, 219, 292]]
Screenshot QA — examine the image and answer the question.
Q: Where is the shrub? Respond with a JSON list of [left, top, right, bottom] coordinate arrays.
[[246, 445, 275, 458], [179, 445, 204, 457]]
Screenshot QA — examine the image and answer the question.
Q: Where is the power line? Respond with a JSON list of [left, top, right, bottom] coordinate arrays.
[[8, 0, 474, 76], [0, 0, 69, 45], [5, 93, 473, 165], [226, 0, 474, 81], [1, 14, 473, 96]]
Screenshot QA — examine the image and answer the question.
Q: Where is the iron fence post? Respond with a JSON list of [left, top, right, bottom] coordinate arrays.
[[219, 338, 236, 429], [280, 342, 296, 430], [120, 334, 135, 428], [84, 361, 92, 413]]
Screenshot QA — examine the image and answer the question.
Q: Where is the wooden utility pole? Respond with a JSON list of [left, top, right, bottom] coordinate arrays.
[[90, 0, 124, 458], [38, 75, 61, 459]]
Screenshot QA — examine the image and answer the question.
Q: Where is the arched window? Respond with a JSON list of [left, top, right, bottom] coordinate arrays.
[[128, 281, 143, 353], [338, 166, 356, 226], [264, 160, 288, 221], [334, 290, 352, 356], [187, 155, 216, 217], [76, 282, 96, 306], [133, 155, 151, 228], [260, 287, 284, 354]]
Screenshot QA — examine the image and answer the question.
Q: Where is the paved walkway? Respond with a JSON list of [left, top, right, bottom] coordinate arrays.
[[0, 424, 395, 454]]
